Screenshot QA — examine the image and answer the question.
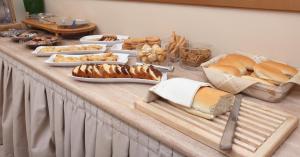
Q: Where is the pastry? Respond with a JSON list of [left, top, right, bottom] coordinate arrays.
[[122, 36, 161, 50], [72, 64, 162, 81], [137, 44, 167, 64], [53, 52, 118, 63], [41, 44, 102, 53], [99, 35, 118, 41]]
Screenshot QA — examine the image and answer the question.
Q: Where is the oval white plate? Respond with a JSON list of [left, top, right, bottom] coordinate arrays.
[[45, 53, 129, 67], [32, 44, 107, 57], [80, 35, 129, 46]]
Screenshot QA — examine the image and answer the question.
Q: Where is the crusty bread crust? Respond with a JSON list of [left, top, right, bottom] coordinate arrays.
[[261, 60, 298, 78], [209, 64, 241, 76], [254, 63, 289, 85]]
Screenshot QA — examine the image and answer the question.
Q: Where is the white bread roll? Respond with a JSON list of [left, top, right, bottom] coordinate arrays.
[[224, 54, 256, 70], [254, 63, 289, 85], [241, 75, 275, 86], [208, 64, 241, 77], [180, 87, 234, 119], [261, 60, 298, 78], [217, 57, 247, 74]]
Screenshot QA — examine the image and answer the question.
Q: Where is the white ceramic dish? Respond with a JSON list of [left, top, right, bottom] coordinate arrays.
[[32, 44, 107, 57], [71, 72, 167, 84], [110, 43, 137, 57], [45, 53, 129, 67], [80, 35, 129, 46]]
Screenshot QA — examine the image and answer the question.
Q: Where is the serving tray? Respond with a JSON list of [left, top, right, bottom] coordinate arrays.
[[135, 99, 298, 157]]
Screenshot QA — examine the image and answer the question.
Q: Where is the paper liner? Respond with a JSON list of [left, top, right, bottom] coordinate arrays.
[[145, 78, 212, 108], [201, 52, 300, 95]]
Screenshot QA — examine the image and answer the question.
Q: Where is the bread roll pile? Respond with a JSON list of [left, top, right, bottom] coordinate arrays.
[[208, 54, 298, 86], [72, 64, 162, 81]]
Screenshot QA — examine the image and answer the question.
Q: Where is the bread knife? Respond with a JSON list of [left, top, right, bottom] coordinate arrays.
[[220, 94, 243, 150]]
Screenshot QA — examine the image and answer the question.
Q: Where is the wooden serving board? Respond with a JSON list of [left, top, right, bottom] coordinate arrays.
[[135, 99, 298, 157], [22, 19, 96, 36]]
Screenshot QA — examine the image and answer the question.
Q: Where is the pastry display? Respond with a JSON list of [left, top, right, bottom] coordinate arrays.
[[54, 52, 118, 63], [40, 44, 103, 53], [26, 35, 60, 49], [122, 36, 161, 50], [98, 35, 118, 41], [137, 44, 168, 64], [166, 32, 187, 61], [208, 54, 298, 86], [72, 64, 162, 81]]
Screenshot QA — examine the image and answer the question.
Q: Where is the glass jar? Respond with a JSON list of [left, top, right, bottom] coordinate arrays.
[[136, 43, 171, 67], [179, 42, 212, 70]]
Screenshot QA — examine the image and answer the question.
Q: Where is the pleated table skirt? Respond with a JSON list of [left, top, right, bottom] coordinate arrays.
[[0, 52, 184, 157]]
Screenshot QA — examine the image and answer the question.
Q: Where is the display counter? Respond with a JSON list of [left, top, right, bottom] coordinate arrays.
[[0, 38, 299, 157]]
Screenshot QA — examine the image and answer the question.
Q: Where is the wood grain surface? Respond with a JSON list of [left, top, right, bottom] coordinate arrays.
[[0, 38, 299, 157], [128, 0, 300, 12]]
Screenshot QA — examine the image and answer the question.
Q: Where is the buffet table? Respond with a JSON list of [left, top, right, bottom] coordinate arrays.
[[0, 37, 299, 157]]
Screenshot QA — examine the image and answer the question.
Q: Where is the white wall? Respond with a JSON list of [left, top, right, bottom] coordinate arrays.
[[17, 0, 300, 67], [12, 0, 26, 21]]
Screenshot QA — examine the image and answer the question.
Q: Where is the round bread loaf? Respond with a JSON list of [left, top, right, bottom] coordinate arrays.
[[253, 63, 289, 85], [261, 60, 298, 78], [208, 64, 241, 76]]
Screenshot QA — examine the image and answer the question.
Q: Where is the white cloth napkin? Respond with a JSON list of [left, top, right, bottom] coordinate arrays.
[[146, 78, 212, 108]]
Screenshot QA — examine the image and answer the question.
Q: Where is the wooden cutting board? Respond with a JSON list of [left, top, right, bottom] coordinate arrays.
[[22, 18, 96, 36], [135, 99, 298, 157]]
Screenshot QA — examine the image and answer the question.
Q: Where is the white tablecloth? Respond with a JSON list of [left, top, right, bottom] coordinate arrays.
[[0, 52, 184, 157]]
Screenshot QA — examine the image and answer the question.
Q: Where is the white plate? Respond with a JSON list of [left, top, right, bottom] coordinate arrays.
[[79, 35, 129, 46], [32, 44, 107, 57], [110, 43, 137, 57], [45, 53, 129, 67], [71, 72, 168, 84]]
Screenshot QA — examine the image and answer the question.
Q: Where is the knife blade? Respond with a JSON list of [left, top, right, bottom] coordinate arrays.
[[220, 94, 243, 150]]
